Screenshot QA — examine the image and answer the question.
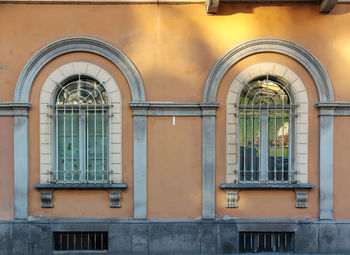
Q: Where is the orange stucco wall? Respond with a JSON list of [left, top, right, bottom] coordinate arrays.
[[148, 117, 202, 219], [334, 117, 350, 220], [0, 117, 14, 220], [0, 3, 349, 103], [0, 3, 350, 219]]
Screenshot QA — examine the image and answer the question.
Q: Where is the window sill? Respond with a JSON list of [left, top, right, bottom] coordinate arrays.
[[219, 183, 314, 208], [33, 183, 128, 208], [220, 183, 314, 190]]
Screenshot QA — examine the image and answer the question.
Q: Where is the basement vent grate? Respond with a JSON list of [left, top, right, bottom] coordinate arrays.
[[53, 231, 108, 251], [239, 232, 294, 253]]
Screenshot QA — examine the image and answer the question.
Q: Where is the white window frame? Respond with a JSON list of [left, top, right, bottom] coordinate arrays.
[[40, 62, 122, 184], [226, 63, 308, 184]]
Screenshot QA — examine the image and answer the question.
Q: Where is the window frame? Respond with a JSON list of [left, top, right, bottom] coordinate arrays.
[[226, 63, 309, 185], [39, 62, 122, 185], [237, 76, 296, 183], [51, 74, 111, 183]]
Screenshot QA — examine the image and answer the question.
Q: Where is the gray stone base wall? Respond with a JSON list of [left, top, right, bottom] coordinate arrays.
[[0, 219, 349, 254]]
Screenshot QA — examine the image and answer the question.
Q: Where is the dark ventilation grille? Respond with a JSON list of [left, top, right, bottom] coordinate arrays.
[[53, 232, 108, 251], [239, 232, 294, 253]]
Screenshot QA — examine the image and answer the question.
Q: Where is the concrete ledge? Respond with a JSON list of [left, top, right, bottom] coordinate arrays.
[[0, 102, 31, 116], [316, 101, 350, 116], [130, 102, 219, 117], [220, 183, 314, 190], [33, 183, 128, 190]]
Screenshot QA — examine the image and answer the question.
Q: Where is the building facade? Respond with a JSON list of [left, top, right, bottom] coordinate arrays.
[[0, 1, 350, 254]]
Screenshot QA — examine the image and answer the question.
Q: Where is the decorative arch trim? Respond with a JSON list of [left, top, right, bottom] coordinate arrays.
[[203, 38, 334, 103], [15, 36, 145, 103]]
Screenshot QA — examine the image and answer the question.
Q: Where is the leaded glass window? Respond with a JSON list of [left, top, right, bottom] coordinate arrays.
[[237, 75, 296, 183], [49, 74, 111, 183]]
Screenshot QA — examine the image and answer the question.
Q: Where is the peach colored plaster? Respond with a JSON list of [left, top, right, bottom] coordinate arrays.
[[147, 117, 202, 219], [0, 117, 14, 220], [1, 4, 350, 103], [334, 117, 350, 220]]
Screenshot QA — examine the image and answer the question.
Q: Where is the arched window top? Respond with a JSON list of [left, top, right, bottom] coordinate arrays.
[[55, 75, 109, 106], [239, 76, 292, 107]]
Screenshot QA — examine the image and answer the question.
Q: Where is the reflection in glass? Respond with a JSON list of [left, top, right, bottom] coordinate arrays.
[[238, 76, 294, 183]]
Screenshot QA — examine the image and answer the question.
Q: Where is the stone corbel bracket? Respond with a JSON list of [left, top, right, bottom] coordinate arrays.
[[225, 189, 239, 208], [206, 0, 220, 14], [295, 189, 309, 208], [320, 0, 337, 13], [39, 189, 53, 208], [220, 183, 314, 208], [109, 190, 122, 208], [34, 183, 128, 208]]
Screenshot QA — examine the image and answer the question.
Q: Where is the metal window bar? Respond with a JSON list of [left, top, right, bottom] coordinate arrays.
[[251, 107, 254, 181], [54, 232, 108, 251], [236, 107, 241, 183], [239, 232, 294, 253], [48, 106, 52, 183], [236, 76, 296, 183], [71, 107, 74, 183], [274, 107, 277, 181], [86, 104, 89, 182], [55, 104, 59, 183], [63, 103, 67, 182], [289, 105, 295, 182], [244, 105, 247, 180], [109, 105, 112, 184], [102, 104, 105, 182], [94, 103, 97, 183]]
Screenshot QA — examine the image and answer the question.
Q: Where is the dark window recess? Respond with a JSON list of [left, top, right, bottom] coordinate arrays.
[[53, 232, 108, 251], [239, 232, 294, 253]]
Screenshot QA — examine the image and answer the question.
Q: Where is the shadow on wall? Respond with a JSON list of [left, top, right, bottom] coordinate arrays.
[[135, 4, 219, 101], [215, 3, 320, 15]]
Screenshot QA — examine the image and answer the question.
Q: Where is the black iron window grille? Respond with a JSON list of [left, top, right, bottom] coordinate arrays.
[[53, 231, 108, 251], [239, 231, 294, 253]]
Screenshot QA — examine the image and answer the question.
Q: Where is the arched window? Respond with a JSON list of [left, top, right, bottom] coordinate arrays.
[[40, 62, 123, 186], [226, 63, 309, 186], [237, 75, 295, 183], [51, 74, 111, 183]]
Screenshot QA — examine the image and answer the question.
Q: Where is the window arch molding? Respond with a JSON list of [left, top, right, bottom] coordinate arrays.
[[40, 62, 122, 184], [15, 36, 145, 103], [203, 38, 334, 103], [226, 63, 308, 184]]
